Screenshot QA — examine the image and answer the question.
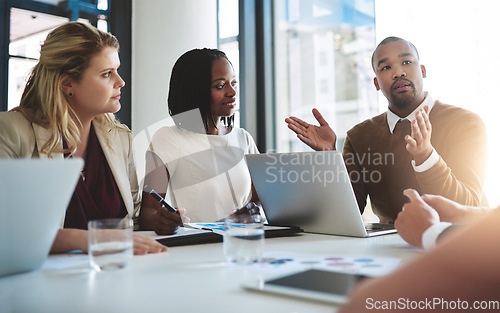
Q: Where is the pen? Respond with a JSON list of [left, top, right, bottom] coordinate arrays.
[[149, 189, 178, 214]]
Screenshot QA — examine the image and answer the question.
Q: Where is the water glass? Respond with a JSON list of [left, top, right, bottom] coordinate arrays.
[[223, 214, 264, 264], [88, 218, 133, 271]]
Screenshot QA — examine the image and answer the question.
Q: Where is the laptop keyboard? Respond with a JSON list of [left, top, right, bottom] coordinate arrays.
[[365, 223, 395, 231]]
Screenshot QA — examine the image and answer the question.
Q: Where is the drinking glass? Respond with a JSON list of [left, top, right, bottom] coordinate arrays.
[[223, 214, 264, 264], [88, 218, 133, 271]]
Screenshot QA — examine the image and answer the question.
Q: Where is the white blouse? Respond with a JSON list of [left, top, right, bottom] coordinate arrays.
[[148, 125, 259, 222]]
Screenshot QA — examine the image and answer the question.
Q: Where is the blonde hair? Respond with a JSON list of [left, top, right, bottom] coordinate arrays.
[[14, 21, 124, 157]]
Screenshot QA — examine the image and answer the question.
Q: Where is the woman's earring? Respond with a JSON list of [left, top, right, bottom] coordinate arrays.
[[69, 92, 73, 97]]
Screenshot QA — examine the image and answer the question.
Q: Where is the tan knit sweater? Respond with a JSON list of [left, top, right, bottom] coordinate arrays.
[[343, 101, 488, 223]]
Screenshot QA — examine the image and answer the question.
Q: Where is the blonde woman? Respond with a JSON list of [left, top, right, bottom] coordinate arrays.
[[0, 22, 166, 255]]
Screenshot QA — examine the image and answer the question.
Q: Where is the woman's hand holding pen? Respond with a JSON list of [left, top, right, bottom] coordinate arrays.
[[139, 189, 189, 236], [152, 206, 185, 236]]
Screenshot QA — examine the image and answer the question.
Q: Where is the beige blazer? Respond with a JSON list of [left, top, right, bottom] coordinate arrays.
[[0, 111, 140, 223]]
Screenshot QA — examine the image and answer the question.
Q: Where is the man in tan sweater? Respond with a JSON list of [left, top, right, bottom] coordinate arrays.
[[285, 37, 487, 223]]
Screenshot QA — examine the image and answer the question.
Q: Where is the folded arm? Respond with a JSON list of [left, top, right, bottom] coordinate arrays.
[[50, 228, 167, 255]]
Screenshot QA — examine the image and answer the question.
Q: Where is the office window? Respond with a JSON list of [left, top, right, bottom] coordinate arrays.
[[375, 0, 500, 206], [1, 0, 115, 114], [218, 0, 240, 128], [273, 0, 377, 153], [8, 8, 69, 111]]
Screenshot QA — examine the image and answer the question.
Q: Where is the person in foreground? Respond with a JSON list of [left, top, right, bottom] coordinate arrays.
[[0, 22, 166, 255], [139, 48, 261, 235], [395, 189, 494, 249], [338, 192, 500, 313], [285, 36, 488, 223]]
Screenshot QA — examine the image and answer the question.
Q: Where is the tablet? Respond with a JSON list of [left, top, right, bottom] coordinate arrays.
[[242, 269, 367, 304]]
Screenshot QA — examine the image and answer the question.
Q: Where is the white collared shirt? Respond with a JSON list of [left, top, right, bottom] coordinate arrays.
[[386, 92, 439, 172], [387, 92, 435, 134]]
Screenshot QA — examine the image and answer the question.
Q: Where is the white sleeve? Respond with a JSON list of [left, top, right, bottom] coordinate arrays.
[[421, 221, 453, 250], [243, 129, 259, 154], [412, 148, 440, 172]]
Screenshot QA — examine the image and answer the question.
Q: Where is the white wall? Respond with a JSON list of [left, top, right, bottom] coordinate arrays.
[[131, 0, 217, 184], [131, 0, 218, 136]]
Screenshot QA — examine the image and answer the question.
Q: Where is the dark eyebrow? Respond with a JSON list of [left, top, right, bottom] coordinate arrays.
[[211, 78, 225, 84], [377, 53, 415, 68], [211, 76, 237, 84], [377, 58, 388, 68]]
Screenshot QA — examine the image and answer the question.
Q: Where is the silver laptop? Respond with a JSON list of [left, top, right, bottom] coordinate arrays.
[[0, 158, 83, 277], [245, 151, 396, 237]]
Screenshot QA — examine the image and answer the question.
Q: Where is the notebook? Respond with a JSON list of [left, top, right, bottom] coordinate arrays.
[[245, 151, 396, 237], [139, 223, 302, 247], [0, 158, 83, 277]]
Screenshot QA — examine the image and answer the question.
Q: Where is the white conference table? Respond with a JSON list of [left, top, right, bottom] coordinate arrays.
[[0, 232, 420, 313]]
